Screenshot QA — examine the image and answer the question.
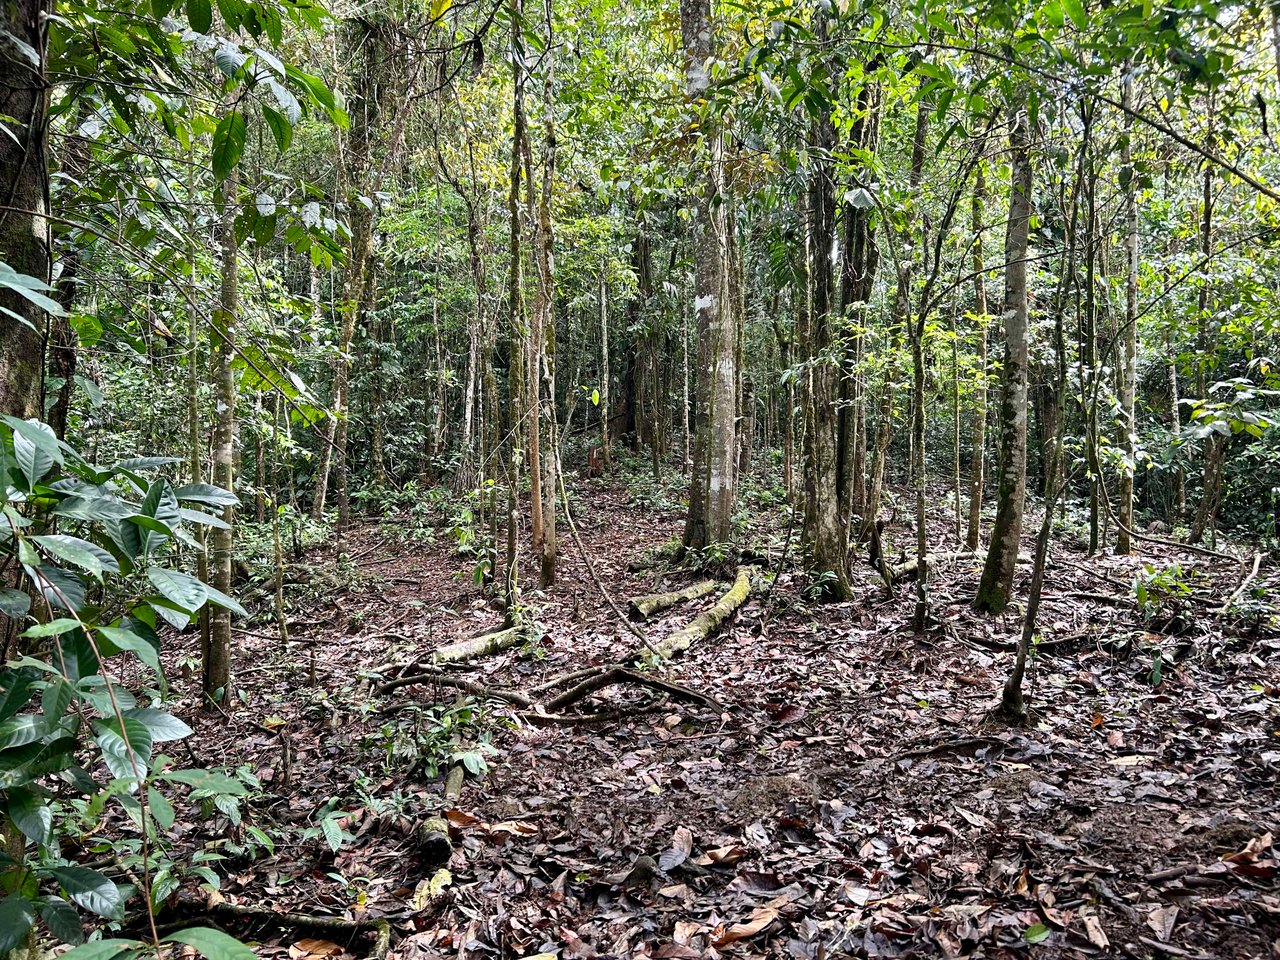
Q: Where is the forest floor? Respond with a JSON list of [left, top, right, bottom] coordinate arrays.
[[153, 462, 1280, 960]]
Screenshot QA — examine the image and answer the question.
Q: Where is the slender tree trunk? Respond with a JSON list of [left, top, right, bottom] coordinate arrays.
[[1117, 70, 1140, 554], [205, 169, 238, 705], [534, 0, 558, 587], [865, 94, 927, 538], [975, 90, 1033, 614], [966, 161, 989, 550], [599, 258, 612, 468]]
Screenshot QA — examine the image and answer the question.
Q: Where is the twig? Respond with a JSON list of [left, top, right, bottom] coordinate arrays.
[[1218, 552, 1263, 616]]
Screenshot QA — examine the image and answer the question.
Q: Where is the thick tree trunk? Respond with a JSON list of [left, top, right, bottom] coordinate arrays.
[[502, 0, 526, 617], [975, 91, 1033, 615], [0, 0, 50, 422], [802, 69, 851, 599], [599, 259, 612, 469], [680, 0, 735, 550]]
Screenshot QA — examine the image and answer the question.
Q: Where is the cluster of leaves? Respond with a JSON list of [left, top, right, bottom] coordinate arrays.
[[0, 418, 251, 954]]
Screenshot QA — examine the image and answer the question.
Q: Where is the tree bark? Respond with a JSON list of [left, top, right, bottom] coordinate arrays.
[[0, 0, 50, 422], [680, 0, 735, 550], [205, 168, 239, 705], [1117, 69, 1139, 554], [966, 160, 989, 550], [975, 89, 1033, 615]]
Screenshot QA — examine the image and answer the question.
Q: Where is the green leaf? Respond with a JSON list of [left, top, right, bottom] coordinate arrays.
[[40, 895, 84, 944], [96, 626, 161, 674], [156, 768, 247, 795], [262, 105, 293, 152], [147, 567, 209, 613], [186, 0, 212, 31], [7, 784, 52, 844], [94, 716, 153, 779], [11, 419, 57, 487], [1024, 923, 1051, 944], [147, 787, 175, 831], [0, 587, 30, 618], [211, 112, 246, 181], [164, 927, 256, 960], [25, 564, 86, 612], [0, 894, 36, 953], [174, 483, 239, 507], [33, 535, 117, 581], [1060, 0, 1087, 28], [0, 714, 46, 750], [52, 939, 142, 960], [0, 667, 38, 720], [21, 618, 81, 638], [124, 708, 193, 743], [50, 867, 124, 920]]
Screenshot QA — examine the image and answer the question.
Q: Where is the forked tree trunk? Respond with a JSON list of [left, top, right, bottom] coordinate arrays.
[[975, 89, 1033, 615]]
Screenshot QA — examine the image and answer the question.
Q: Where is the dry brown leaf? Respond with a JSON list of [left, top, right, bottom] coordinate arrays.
[[1083, 913, 1110, 949], [712, 906, 779, 947], [289, 939, 343, 960], [1146, 904, 1178, 941]]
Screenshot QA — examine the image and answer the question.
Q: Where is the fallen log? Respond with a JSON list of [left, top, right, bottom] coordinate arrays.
[[885, 549, 979, 583], [431, 625, 525, 664], [646, 566, 752, 661], [414, 814, 453, 865], [627, 580, 719, 621]]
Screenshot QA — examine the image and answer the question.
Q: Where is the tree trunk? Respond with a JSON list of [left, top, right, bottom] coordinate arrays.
[[1117, 70, 1139, 555], [502, 0, 526, 617], [0, 0, 50, 422], [599, 257, 612, 469], [966, 160, 989, 551], [534, 0, 558, 588], [205, 169, 238, 705], [975, 90, 1033, 615], [681, 0, 735, 550]]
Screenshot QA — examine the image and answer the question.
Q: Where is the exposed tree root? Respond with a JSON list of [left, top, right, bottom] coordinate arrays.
[[645, 566, 753, 661], [1218, 551, 1263, 616], [373, 668, 532, 705], [627, 580, 719, 620]]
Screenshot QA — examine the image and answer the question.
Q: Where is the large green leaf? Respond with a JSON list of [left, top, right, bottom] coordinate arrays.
[[0, 587, 31, 618], [156, 767, 247, 795], [0, 668, 37, 720], [123, 708, 192, 743], [7, 784, 52, 844], [40, 895, 84, 944], [147, 567, 209, 613], [0, 893, 36, 953], [0, 715, 46, 750], [52, 939, 142, 960], [93, 716, 152, 779], [49, 867, 124, 920], [174, 483, 239, 507], [96, 625, 161, 674], [164, 927, 255, 960], [186, 0, 212, 31], [25, 564, 86, 612], [211, 111, 246, 181], [33, 535, 118, 581]]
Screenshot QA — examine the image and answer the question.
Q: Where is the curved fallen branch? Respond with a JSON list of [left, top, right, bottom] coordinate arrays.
[[169, 901, 392, 960], [645, 566, 753, 662], [373, 668, 532, 706], [545, 665, 722, 712], [627, 580, 719, 620]]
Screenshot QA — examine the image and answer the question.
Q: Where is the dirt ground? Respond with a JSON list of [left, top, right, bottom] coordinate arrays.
[[155, 471, 1280, 960]]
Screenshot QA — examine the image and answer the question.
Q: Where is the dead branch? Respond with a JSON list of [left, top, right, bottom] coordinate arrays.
[[373, 668, 532, 706], [646, 566, 753, 661], [1218, 551, 1263, 616], [187, 902, 392, 960], [627, 580, 718, 620], [543, 665, 720, 712]]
